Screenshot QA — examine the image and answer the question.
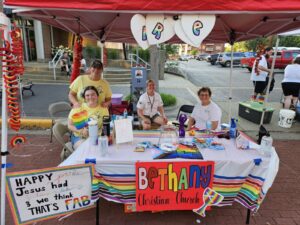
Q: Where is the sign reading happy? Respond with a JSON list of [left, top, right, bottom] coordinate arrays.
[[130, 14, 216, 49], [6, 165, 94, 225]]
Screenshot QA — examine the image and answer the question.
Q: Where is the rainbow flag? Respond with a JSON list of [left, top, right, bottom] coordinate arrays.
[[72, 110, 88, 129]]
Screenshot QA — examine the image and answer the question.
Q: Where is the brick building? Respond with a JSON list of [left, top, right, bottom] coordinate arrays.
[[16, 19, 97, 62]]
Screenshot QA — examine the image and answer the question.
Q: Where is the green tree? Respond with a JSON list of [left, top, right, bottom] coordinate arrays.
[[279, 36, 300, 47], [164, 44, 178, 55], [244, 37, 269, 52], [224, 41, 248, 52]]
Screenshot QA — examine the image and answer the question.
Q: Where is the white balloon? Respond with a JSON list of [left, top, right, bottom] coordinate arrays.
[[181, 15, 216, 47], [130, 14, 150, 50], [174, 20, 197, 47], [146, 14, 175, 45]]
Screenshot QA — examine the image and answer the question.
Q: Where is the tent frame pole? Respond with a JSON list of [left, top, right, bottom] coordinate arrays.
[[96, 199, 100, 225], [259, 36, 280, 125], [246, 209, 251, 224], [1, 14, 11, 225], [228, 43, 234, 123]]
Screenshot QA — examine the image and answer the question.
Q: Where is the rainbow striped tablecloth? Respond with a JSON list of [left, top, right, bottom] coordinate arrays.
[[62, 130, 279, 212], [91, 173, 266, 211]]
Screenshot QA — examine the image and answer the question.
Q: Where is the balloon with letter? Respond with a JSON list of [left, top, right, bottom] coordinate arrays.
[[174, 19, 197, 47], [181, 15, 216, 47], [146, 14, 175, 45], [131, 14, 150, 50]]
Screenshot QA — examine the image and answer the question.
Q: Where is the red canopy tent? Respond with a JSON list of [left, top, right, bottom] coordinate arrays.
[[4, 0, 300, 43], [2, 2, 300, 225]]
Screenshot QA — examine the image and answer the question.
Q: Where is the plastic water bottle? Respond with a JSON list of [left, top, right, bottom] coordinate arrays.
[[229, 118, 237, 138], [123, 109, 128, 119], [206, 121, 212, 134], [260, 133, 273, 156], [98, 133, 108, 157]]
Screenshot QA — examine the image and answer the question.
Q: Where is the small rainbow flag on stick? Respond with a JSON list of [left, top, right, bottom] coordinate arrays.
[[72, 110, 88, 129], [193, 187, 224, 217]]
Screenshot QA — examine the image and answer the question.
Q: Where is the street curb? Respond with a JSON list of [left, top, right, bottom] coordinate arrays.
[[0, 118, 52, 129]]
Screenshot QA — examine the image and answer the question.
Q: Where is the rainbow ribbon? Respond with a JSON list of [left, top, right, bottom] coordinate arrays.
[[193, 187, 224, 217]]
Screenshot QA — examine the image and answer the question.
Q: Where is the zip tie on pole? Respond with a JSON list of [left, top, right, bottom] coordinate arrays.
[[0, 152, 9, 156], [228, 97, 232, 100]]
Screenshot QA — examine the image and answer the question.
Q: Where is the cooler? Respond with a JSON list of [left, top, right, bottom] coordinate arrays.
[[111, 94, 123, 105], [238, 101, 274, 124], [110, 101, 130, 115]]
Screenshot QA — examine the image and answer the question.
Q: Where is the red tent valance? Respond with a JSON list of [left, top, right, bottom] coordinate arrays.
[[5, 0, 300, 12]]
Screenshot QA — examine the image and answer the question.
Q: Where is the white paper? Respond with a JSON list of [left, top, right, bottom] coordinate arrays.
[[114, 119, 133, 144]]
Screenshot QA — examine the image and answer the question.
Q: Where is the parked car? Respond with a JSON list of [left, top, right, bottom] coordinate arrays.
[[196, 53, 209, 61], [210, 53, 220, 65], [244, 52, 256, 58], [205, 55, 211, 62], [241, 52, 257, 71], [179, 54, 193, 61], [218, 52, 245, 67], [241, 50, 300, 72]]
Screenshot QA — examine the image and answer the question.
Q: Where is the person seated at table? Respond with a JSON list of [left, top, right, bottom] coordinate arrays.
[[69, 59, 112, 116], [137, 79, 168, 130], [187, 87, 222, 131], [60, 52, 71, 76], [68, 86, 106, 149]]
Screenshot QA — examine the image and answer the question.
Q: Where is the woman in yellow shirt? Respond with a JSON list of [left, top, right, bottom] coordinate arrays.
[[68, 86, 107, 149], [69, 59, 112, 116]]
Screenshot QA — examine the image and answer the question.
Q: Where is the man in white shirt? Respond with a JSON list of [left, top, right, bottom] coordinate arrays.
[[187, 87, 222, 131], [80, 55, 87, 73], [137, 80, 168, 130], [250, 47, 273, 102]]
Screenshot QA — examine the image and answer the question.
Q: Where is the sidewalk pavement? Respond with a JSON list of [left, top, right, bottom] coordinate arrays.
[[2, 134, 300, 225]]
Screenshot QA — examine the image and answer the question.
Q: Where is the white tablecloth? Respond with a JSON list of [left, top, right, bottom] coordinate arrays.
[[60, 134, 279, 211]]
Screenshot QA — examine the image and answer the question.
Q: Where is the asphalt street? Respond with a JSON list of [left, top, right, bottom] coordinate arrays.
[[180, 59, 284, 103], [0, 84, 196, 117]]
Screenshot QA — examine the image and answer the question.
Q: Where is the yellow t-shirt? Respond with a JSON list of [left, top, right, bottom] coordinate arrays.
[[68, 103, 107, 137], [70, 75, 112, 115]]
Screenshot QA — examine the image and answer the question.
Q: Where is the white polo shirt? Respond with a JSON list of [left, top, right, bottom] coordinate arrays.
[[191, 101, 222, 130], [137, 92, 163, 117], [251, 55, 268, 81]]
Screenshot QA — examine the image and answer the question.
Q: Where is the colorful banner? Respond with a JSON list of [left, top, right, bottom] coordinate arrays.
[[6, 165, 94, 225], [135, 161, 214, 211]]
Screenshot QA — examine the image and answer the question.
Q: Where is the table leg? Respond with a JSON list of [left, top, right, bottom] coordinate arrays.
[[96, 199, 100, 225], [246, 208, 251, 224]]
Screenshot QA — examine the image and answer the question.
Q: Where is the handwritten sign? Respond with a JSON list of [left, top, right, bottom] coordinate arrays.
[[135, 161, 214, 211], [6, 165, 94, 225]]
